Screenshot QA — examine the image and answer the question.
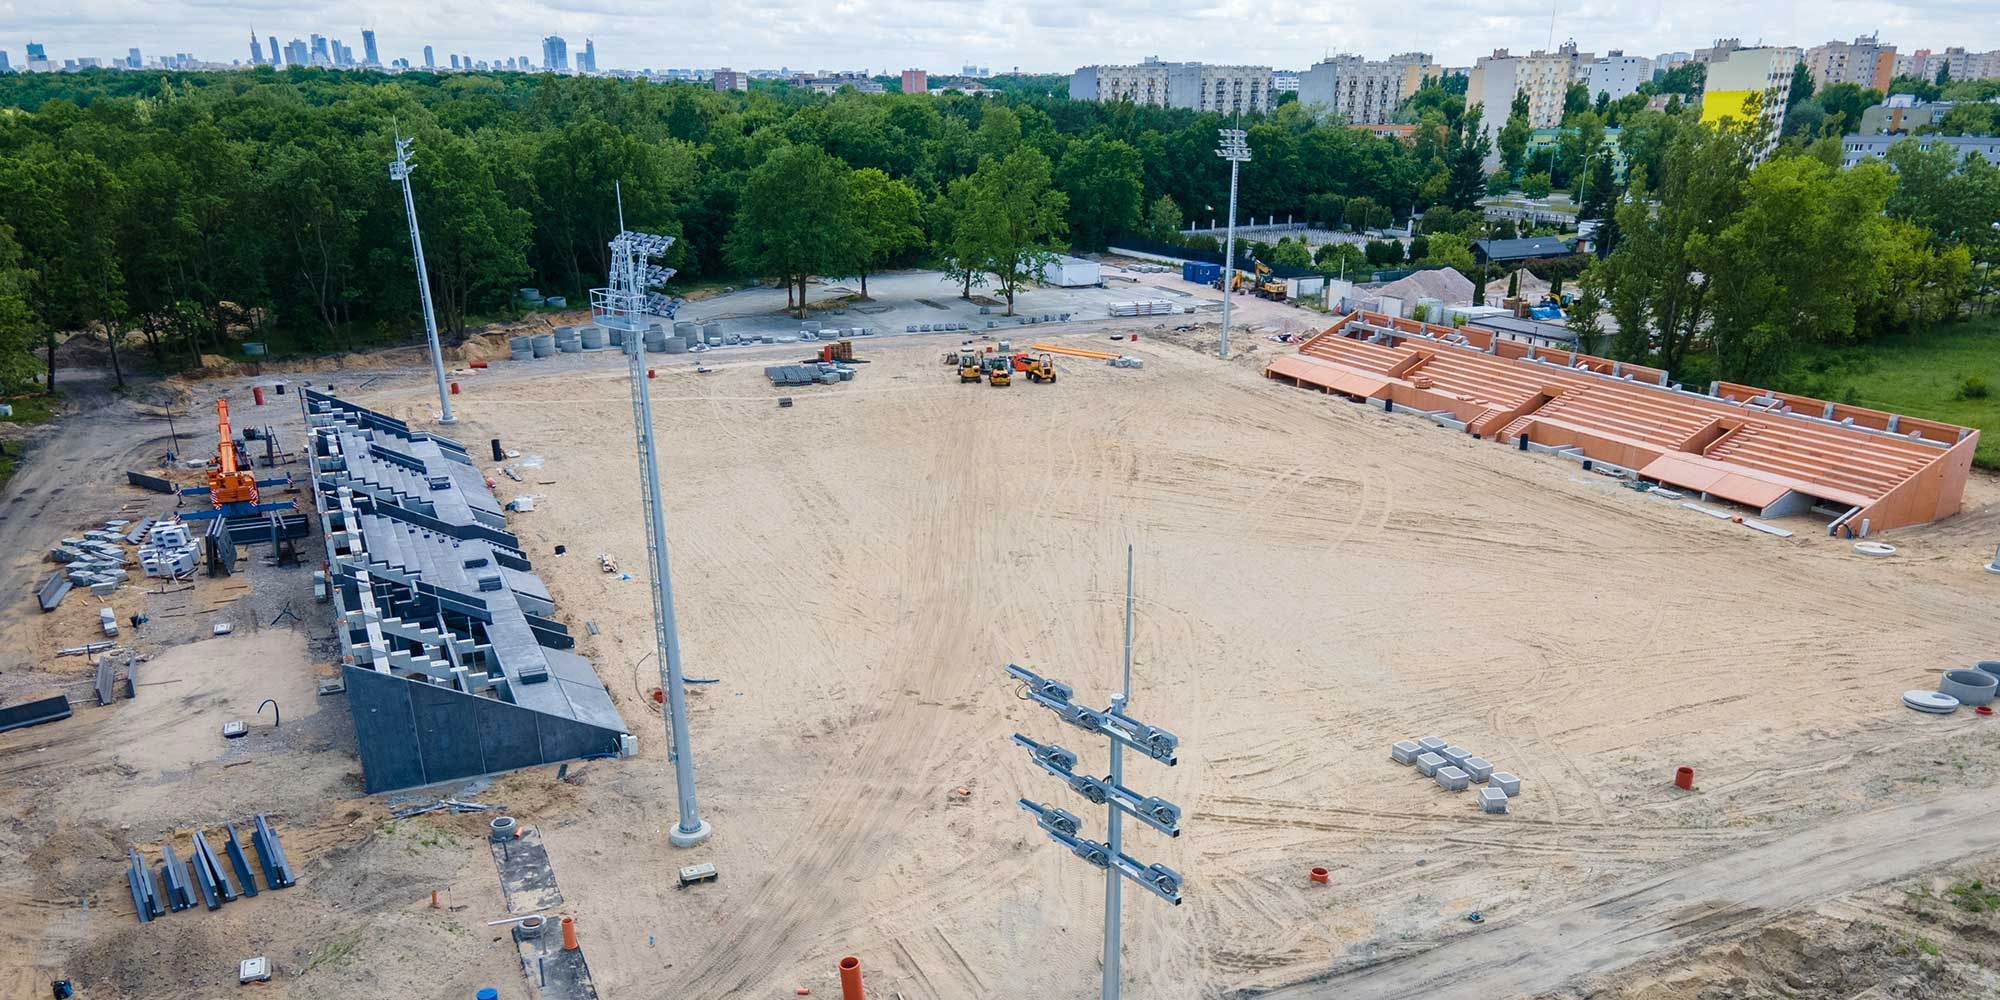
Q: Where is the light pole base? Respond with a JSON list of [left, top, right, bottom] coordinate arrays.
[[668, 819, 712, 848], [437, 415, 458, 425]]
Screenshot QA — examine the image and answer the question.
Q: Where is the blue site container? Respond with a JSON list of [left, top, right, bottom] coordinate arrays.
[[1184, 261, 1221, 285]]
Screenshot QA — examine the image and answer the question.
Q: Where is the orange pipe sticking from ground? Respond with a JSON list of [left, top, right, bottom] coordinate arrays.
[[838, 956, 863, 1000], [561, 916, 579, 951]]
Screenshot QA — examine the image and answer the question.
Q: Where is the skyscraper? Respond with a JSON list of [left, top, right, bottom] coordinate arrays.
[[310, 34, 329, 66], [362, 29, 379, 67], [581, 38, 596, 73], [268, 35, 280, 67], [450, 54, 460, 70], [285, 39, 309, 67], [423, 45, 434, 69], [0, 52, 10, 73], [250, 32, 264, 66], [542, 35, 567, 72], [127, 47, 141, 69], [26, 42, 46, 61]]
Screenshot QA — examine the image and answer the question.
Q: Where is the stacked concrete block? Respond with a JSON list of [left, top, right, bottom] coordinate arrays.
[[1390, 739, 1420, 764], [1441, 746, 1472, 769], [1417, 736, 1447, 754], [1489, 772, 1521, 797], [1415, 752, 1445, 777], [1479, 787, 1509, 813], [1462, 756, 1495, 782], [1434, 766, 1470, 791], [139, 522, 199, 579]]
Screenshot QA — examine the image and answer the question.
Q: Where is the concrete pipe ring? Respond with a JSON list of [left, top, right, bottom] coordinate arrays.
[[1854, 542, 1897, 557], [489, 816, 518, 842], [1977, 661, 2000, 685], [1940, 669, 1999, 707], [1904, 689, 1961, 714], [514, 914, 546, 942]]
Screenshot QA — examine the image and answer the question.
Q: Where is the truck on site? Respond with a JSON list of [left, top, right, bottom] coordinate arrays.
[[1023, 354, 1057, 383], [958, 349, 983, 383]]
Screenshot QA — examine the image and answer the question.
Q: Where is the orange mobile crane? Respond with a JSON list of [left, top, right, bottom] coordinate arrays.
[[178, 399, 296, 521]]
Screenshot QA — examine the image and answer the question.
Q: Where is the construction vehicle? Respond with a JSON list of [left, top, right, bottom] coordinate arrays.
[[177, 400, 296, 521], [957, 349, 983, 383], [1023, 354, 1057, 383], [1213, 259, 1288, 300], [985, 354, 1012, 387]]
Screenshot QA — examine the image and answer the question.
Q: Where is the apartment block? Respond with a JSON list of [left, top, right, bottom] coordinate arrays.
[[1070, 58, 1273, 114], [712, 68, 747, 91], [1700, 45, 1800, 162], [1469, 41, 1589, 141], [1805, 33, 1896, 92], [1298, 52, 1433, 124], [1583, 51, 1652, 101]]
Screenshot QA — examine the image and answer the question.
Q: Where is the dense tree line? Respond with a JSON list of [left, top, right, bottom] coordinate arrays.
[[0, 67, 1486, 387]]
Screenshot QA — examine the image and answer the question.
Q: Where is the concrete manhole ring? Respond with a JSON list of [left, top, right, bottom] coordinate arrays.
[[1904, 689, 1960, 714], [1854, 541, 1897, 557], [1940, 669, 1999, 706]]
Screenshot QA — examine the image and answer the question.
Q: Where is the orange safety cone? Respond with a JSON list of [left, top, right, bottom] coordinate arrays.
[[839, 956, 863, 1000], [561, 916, 579, 951], [1674, 766, 1694, 790], [430, 889, 439, 908]]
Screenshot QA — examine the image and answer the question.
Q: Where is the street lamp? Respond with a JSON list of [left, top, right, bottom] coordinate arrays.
[[1215, 128, 1251, 360]]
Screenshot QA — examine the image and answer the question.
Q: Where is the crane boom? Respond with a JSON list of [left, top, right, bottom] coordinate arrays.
[[206, 399, 259, 506]]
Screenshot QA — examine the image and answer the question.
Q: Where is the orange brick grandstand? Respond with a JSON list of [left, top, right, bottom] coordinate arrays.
[[1265, 312, 1977, 533]]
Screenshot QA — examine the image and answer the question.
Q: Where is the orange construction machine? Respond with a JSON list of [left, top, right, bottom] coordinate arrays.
[[178, 398, 297, 521]]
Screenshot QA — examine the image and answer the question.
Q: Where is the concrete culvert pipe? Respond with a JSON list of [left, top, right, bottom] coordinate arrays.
[[488, 816, 518, 842], [1941, 669, 1998, 707], [1977, 661, 2000, 685]]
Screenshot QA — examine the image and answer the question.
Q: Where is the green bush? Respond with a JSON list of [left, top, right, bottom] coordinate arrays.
[[1959, 375, 1990, 400]]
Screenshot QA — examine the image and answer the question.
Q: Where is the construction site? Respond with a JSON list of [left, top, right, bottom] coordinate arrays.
[[2, 242, 2000, 1000]]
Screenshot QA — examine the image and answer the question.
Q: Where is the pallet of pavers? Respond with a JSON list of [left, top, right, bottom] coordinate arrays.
[[1391, 734, 1521, 813]]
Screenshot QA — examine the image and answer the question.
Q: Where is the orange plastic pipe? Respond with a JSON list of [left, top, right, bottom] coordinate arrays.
[[561, 916, 579, 951], [1031, 343, 1121, 360], [838, 956, 863, 1000]]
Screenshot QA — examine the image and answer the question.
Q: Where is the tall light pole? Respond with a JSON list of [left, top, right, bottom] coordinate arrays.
[[592, 226, 711, 848], [1216, 128, 1251, 361], [1011, 546, 1185, 1000], [388, 137, 455, 425]]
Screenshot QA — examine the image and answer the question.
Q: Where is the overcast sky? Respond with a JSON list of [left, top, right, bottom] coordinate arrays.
[[12, 0, 1999, 72]]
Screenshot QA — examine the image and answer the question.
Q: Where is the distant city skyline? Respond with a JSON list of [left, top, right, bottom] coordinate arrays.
[[12, 2, 2000, 76]]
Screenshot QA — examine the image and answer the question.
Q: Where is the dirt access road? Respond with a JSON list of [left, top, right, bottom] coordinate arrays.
[[1260, 785, 2000, 999]]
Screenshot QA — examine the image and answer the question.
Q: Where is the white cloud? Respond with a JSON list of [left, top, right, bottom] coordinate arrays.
[[9, 0, 1997, 73]]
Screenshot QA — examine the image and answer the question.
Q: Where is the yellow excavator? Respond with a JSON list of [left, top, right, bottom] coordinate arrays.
[[1214, 258, 1285, 300], [958, 349, 983, 383], [1023, 354, 1057, 383]]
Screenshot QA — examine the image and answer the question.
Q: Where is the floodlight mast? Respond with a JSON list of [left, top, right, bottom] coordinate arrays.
[[592, 225, 709, 847], [388, 136, 455, 424], [1216, 128, 1251, 362]]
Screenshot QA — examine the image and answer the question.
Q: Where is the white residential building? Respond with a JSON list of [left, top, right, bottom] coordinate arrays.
[[1700, 45, 1800, 163], [1071, 58, 1273, 114], [1469, 41, 1589, 141], [1297, 52, 1433, 124], [1805, 32, 1896, 92], [1273, 72, 1299, 94], [1582, 51, 1652, 101]]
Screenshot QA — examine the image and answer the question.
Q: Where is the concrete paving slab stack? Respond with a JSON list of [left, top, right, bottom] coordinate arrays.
[[1415, 752, 1445, 777], [579, 325, 606, 350], [1435, 766, 1470, 791], [1390, 740, 1420, 764], [530, 334, 556, 358], [1489, 772, 1522, 796], [1479, 787, 1509, 813], [1462, 756, 1495, 781]]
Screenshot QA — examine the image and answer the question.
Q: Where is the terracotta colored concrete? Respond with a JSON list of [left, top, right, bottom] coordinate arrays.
[[1264, 313, 1976, 531]]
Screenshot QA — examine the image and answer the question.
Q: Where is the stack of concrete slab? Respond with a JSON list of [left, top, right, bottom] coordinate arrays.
[[139, 521, 199, 579], [52, 522, 139, 596], [1391, 734, 1521, 809]]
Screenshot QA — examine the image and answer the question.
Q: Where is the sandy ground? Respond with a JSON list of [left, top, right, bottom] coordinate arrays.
[[6, 296, 2000, 999], [300, 323, 2000, 999]]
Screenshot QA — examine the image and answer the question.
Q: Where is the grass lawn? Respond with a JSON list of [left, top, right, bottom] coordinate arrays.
[[1782, 317, 2000, 469]]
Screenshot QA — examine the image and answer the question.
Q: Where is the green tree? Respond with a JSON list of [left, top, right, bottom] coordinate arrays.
[[1443, 105, 1492, 210], [1562, 81, 1591, 120], [1054, 135, 1143, 250], [0, 223, 39, 392], [1363, 240, 1404, 267], [1566, 264, 1609, 355], [964, 148, 1068, 316], [1521, 172, 1553, 198], [1418, 232, 1476, 280], [1599, 123, 1754, 371], [1787, 63, 1814, 108], [413, 131, 533, 336], [1145, 194, 1183, 241], [1268, 238, 1313, 268], [931, 176, 987, 300], [846, 168, 923, 298], [724, 145, 857, 319], [1498, 91, 1533, 177], [1315, 241, 1367, 276]]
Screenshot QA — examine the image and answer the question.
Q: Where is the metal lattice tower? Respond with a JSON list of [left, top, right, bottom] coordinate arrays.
[[592, 229, 711, 847], [1216, 128, 1251, 362], [388, 137, 455, 425]]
